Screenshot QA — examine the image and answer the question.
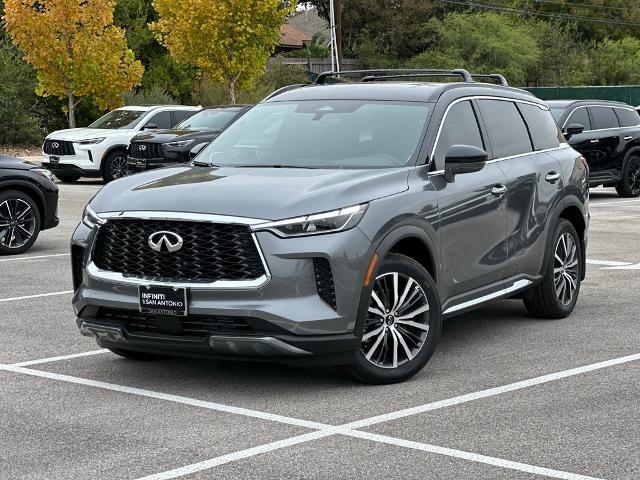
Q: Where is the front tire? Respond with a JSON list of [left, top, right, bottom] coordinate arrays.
[[524, 219, 582, 319], [340, 253, 442, 384], [0, 190, 41, 255], [101, 151, 129, 183], [615, 156, 640, 198]]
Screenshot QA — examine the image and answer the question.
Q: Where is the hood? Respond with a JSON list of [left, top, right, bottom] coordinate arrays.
[[0, 155, 38, 171], [131, 129, 220, 144], [90, 166, 410, 220], [46, 128, 132, 141]]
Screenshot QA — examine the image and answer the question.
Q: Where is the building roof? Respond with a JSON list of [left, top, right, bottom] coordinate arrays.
[[287, 8, 330, 44], [279, 24, 310, 49]]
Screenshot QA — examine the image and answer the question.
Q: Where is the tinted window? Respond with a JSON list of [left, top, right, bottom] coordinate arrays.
[[590, 107, 619, 130], [198, 100, 430, 169], [433, 100, 484, 170], [478, 100, 532, 158], [519, 104, 561, 150], [89, 109, 145, 129], [173, 110, 197, 126], [175, 109, 240, 131], [614, 108, 640, 128], [145, 111, 172, 129], [565, 107, 591, 130]]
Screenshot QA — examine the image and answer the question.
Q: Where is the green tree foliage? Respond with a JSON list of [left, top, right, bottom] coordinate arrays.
[[565, 37, 640, 86], [411, 12, 540, 86]]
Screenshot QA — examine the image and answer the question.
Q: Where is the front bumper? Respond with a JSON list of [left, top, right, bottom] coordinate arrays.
[[42, 162, 101, 178], [127, 156, 184, 172], [71, 217, 373, 364]]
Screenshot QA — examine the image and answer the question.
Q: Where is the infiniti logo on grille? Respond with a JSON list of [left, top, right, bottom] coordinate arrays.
[[148, 231, 183, 253], [52, 142, 59, 149], [139, 144, 147, 151]]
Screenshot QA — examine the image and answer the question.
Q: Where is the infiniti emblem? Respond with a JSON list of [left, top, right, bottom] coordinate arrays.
[[52, 142, 59, 149], [139, 144, 147, 151], [148, 231, 183, 253]]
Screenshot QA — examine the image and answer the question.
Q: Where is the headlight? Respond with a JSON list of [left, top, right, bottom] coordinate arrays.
[[164, 139, 194, 148], [82, 204, 105, 228], [252, 204, 368, 237], [31, 168, 56, 183], [76, 137, 106, 145]]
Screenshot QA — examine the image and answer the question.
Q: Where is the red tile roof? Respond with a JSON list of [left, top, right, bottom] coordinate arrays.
[[280, 24, 310, 48]]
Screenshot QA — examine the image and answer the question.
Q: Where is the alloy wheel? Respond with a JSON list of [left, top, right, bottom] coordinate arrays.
[[553, 232, 579, 306], [0, 198, 36, 249], [627, 158, 640, 195], [110, 155, 129, 179], [362, 272, 430, 369]]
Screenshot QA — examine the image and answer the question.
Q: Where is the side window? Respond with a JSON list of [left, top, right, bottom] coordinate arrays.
[[433, 100, 484, 170], [477, 99, 532, 158], [614, 108, 640, 128], [173, 110, 196, 126], [519, 104, 561, 150], [589, 107, 619, 130], [565, 107, 591, 131], [145, 111, 172, 129]]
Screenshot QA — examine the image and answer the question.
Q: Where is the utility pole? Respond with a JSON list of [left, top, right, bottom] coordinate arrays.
[[329, 0, 340, 72], [335, 0, 343, 67]]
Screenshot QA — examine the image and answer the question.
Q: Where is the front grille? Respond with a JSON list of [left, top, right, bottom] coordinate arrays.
[[93, 219, 265, 283], [313, 258, 336, 309], [71, 245, 85, 291], [99, 308, 254, 337], [130, 142, 164, 159], [43, 139, 75, 156]]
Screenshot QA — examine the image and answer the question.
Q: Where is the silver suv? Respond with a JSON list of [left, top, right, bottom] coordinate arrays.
[[71, 70, 589, 383]]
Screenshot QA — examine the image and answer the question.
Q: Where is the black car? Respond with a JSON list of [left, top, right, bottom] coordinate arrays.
[[549, 100, 640, 197], [0, 155, 59, 254], [127, 105, 251, 173]]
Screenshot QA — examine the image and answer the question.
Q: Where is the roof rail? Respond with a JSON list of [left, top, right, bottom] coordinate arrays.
[[472, 74, 509, 86], [262, 84, 306, 101], [314, 69, 473, 84]]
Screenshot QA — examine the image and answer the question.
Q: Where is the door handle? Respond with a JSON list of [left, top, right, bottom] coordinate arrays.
[[491, 185, 507, 197], [624, 135, 633, 141], [545, 172, 561, 184], [590, 139, 600, 144]]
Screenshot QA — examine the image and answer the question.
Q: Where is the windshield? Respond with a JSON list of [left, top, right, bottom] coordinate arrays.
[[175, 109, 240, 131], [196, 100, 430, 169], [89, 109, 145, 129], [550, 107, 566, 124]]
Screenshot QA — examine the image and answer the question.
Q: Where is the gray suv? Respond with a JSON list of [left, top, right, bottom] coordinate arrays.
[[71, 69, 589, 384]]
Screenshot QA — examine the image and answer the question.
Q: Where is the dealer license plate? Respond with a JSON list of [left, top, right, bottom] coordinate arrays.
[[138, 285, 188, 316]]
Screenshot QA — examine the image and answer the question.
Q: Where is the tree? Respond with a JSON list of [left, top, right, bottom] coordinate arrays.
[[564, 37, 640, 86], [411, 12, 541, 86], [3, 0, 144, 127], [152, 0, 294, 104]]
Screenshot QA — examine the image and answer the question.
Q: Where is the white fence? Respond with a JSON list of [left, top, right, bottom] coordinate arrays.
[[280, 57, 361, 74]]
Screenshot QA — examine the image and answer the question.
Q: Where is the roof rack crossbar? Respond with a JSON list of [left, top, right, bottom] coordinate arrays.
[[471, 74, 509, 86], [262, 84, 306, 101], [314, 69, 473, 84]]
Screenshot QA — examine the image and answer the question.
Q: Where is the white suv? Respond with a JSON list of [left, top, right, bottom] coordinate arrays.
[[41, 105, 201, 183]]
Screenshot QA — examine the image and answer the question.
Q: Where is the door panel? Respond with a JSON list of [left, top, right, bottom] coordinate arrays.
[[431, 164, 508, 298]]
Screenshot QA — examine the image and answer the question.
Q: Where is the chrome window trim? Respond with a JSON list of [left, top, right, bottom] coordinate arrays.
[[86, 211, 272, 290], [429, 95, 552, 169], [562, 104, 640, 131]]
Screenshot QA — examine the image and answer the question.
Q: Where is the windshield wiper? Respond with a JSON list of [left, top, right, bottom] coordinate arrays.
[[232, 164, 319, 169], [191, 160, 221, 167]]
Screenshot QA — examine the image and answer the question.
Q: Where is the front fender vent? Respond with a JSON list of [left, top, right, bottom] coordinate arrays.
[[313, 257, 337, 310]]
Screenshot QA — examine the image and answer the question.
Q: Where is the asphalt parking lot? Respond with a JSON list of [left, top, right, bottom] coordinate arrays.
[[1, 182, 639, 480]]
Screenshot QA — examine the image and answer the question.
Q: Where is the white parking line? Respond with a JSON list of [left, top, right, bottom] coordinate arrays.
[[586, 259, 633, 267], [590, 199, 640, 206], [0, 290, 73, 303], [0, 253, 70, 262], [11, 349, 108, 367], [3, 351, 639, 479]]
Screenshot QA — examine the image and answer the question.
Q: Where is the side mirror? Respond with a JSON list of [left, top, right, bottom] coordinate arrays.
[[142, 123, 158, 131], [444, 145, 488, 183], [189, 142, 208, 160], [563, 123, 584, 140]]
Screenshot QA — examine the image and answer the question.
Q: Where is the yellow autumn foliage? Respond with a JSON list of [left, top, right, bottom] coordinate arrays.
[[3, 0, 144, 126], [151, 0, 295, 103]]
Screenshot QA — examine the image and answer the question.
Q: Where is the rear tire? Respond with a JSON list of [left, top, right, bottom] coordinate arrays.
[[55, 174, 80, 183], [524, 219, 582, 319], [108, 348, 168, 361], [339, 253, 442, 384], [0, 190, 41, 255], [614, 156, 640, 197], [101, 151, 129, 183]]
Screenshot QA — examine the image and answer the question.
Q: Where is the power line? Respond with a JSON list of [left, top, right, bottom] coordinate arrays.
[[530, 0, 625, 12], [441, 0, 640, 27]]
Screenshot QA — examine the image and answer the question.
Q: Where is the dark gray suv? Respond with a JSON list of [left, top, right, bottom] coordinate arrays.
[[71, 69, 589, 384]]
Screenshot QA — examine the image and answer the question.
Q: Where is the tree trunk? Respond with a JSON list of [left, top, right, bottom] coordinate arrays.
[[228, 78, 236, 105], [67, 92, 76, 128]]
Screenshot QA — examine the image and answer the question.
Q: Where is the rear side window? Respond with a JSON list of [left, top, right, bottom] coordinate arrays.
[[589, 107, 619, 130], [145, 111, 172, 129], [519, 104, 561, 150], [433, 100, 484, 170], [173, 110, 197, 126], [478, 99, 532, 158], [565, 107, 591, 131], [614, 108, 640, 128]]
